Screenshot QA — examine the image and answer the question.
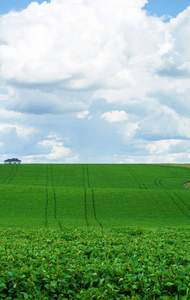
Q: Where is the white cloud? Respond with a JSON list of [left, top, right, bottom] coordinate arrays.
[[0, 108, 21, 119], [124, 122, 140, 138], [141, 105, 190, 139], [39, 139, 71, 159], [0, 1, 190, 162], [101, 110, 127, 122], [146, 139, 181, 155], [0, 122, 35, 138], [76, 110, 89, 119]]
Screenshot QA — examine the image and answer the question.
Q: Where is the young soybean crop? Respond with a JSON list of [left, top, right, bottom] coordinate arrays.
[[0, 164, 190, 298]]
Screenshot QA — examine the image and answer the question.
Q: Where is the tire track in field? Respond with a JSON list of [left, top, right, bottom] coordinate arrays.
[[45, 166, 50, 228], [173, 192, 190, 218], [7, 164, 18, 184], [127, 166, 147, 189], [84, 188, 89, 226], [1, 165, 14, 184], [82, 165, 89, 226], [92, 189, 102, 228], [50, 165, 62, 230], [154, 177, 179, 190], [45, 188, 48, 227], [82, 164, 85, 188], [154, 178, 165, 189], [86, 164, 90, 188], [165, 191, 190, 221], [82, 164, 102, 227], [46, 164, 49, 187]]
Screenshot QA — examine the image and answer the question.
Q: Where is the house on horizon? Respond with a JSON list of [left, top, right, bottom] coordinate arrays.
[[4, 158, 21, 164]]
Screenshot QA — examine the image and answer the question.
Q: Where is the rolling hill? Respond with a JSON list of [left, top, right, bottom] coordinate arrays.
[[0, 163, 190, 228]]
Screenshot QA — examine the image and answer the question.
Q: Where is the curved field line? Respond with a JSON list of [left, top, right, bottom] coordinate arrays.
[[165, 191, 190, 221], [82, 166, 89, 226], [160, 165, 178, 177], [158, 178, 177, 190], [126, 166, 142, 189], [82, 165, 85, 188], [46, 165, 49, 187], [127, 166, 147, 189], [154, 178, 160, 188], [1, 165, 14, 184], [168, 169, 178, 177], [86, 164, 90, 188], [45, 188, 48, 228], [7, 164, 18, 184], [49, 165, 62, 230], [174, 192, 190, 215], [84, 188, 89, 226], [154, 178, 165, 189], [92, 189, 102, 228]]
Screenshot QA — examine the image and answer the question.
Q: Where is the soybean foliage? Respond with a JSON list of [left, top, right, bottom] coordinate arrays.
[[1, 227, 190, 299]]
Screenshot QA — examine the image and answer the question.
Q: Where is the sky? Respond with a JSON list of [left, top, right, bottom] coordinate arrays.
[[0, 0, 190, 164]]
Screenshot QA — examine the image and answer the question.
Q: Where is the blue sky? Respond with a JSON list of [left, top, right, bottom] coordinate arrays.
[[145, 0, 190, 18], [0, 0, 190, 163], [0, 0, 189, 17], [0, 0, 50, 15]]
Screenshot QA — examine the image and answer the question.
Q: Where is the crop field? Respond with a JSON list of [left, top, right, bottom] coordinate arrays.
[[1, 227, 190, 299], [0, 164, 190, 228], [1, 164, 190, 299]]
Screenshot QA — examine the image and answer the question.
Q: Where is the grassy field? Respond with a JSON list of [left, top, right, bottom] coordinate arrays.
[[0, 163, 190, 228], [1, 164, 190, 299]]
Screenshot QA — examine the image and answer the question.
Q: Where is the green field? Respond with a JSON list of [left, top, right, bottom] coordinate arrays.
[[0, 226, 190, 299], [1, 164, 190, 299], [0, 164, 190, 228]]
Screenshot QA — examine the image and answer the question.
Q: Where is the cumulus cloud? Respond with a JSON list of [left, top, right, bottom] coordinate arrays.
[[21, 133, 79, 163], [146, 139, 181, 155], [0, 122, 35, 138], [0, 0, 167, 104], [39, 139, 71, 159], [76, 110, 89, 119], [101, 110, 127, 122], [0, 0, 190, 162]]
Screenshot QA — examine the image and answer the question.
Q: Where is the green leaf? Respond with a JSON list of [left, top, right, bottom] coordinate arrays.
[[21, 292, 29, 299], [166, 282, 174, 286], [99, 278, 104, 286], [50, 281, 57, 288]]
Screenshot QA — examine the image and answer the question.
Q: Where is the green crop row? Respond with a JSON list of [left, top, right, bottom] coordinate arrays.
[[0, 164, 190, 228], [1, 186, 190, 228], [1, 164, 190, 190], [0, 226, 190, 299]]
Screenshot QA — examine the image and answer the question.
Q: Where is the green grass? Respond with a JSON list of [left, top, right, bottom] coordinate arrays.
[[1, 164, 190, 299], [0, 163, 190, 228]]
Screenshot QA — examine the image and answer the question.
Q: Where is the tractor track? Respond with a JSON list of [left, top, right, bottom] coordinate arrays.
[[7, 164, 18, 184], [165, 191, 190, 221], [174, 192, 190, 215], [86, 164, 90, 188], [154, 178, 164, 189], [92, 189, 102, 228], [84, 188, 89, 226], [127, 166, 147, 189], [82, 164, 102, 228], [1, 165, 14, 184], [45, 165, 62, 230], [50, 165, 62, 230], [2, 164, 18, 185], [45, 188, 48, 227]]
